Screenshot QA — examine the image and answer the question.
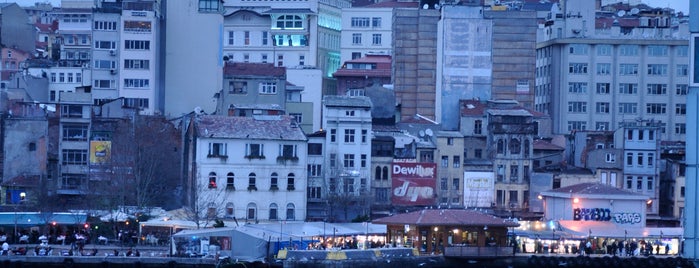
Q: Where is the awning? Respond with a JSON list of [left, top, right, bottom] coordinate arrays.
[[0, 212, 87, 226], [559, 220, 646, 239]]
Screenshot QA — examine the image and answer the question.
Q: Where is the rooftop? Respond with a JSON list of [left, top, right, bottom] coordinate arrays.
[[323, 95, 372, 108], [195, 115, 306, 141], [224, 62, 286, 77], [373, 209, 519, 227]]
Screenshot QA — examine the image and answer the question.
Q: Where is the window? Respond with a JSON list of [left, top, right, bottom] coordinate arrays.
[[568, 102, 587, 113], [123, 79, 149, 89], [229, 81, 247, 94], [343, 178, 355, 193], [596, 122, 610, 131], [343, 154, 355, 168], [596, 63, 611, 75], [270, 173, 279, 190], [59, 73, 65, 82], [567, 121, 587, 131], [352, 33, 362, 45], [677, 84, 688, 95], [595, 102, 610, 114], [619, 45, 638, 56], [626, 153, 633, 166], [50, 73, 56, 82], [626, 176, 633, 189], [569, 44, 588, 55], [308, 187, 322, 199], [474, 120, 482, 134], [276, 15, 303, 29], [308, 164, 322, 177], [441, 156, 449, 168], [453, 156, 460, 168], [277, 54, 284, 67], [344, 129, 355, 143], [246, 202, 256, 219], [351, 17, 370, 27], [226, 202, 234, 217], [619, 83, 638, 94], [123, 20, 152, 33], [345, 110, 355, 116], [605, 153, 615, 163], [76, 73, 82, 83], [227, 173, 235, 190], [596, 45, 612, 56], [94, 80, 115, 89], [360, 154, 367, 168], [618, 103, 637, 114], [245, 143, 264, 158], [208, 172, 217, 188], [124, 40, 150, 50], [647, 153, 654, 166], [647, 45, 668, 56], [299, 54, 305, 66], [269, 203, 278, 220], [94, 20, 117, 31], [447, 138, 454, 145], [62, 149, 88, 165], [675, 123, 686, 134], [279, 144, 297, 158], [124, 59, 149, 70], [94, 41, 116, 49], [497, 140, 504, 154], [372, 17, 381, 27], [94, 60, 116, 69], [637, 153, 644, 166], [569, 63, 588, 74], [361, 130, 368, 143], [199, 0, 220, 12], [627, 129, 634, 140], [330, 154, 336, 167], [647, 177, 654, 191], [452, 178, 459, 190], [287, 173, 295, 190], [308, 143, 322, 156], [497, 165, 505, 181], [261, 54, 268, 63], [440, 178, 448, 191], [123, 98, 149, 109], [352, 52, 361, 59], [677, 64, 689, 76], [676, 104, 686, 115], [677, 46, 688, 57], [262, 31, 268, 45], [248, 173, 257, 190], [227, 31, 234, 45], [647, 84, 667, 95], [646, 103, 667, 114], [596, 83, 610, 94], [647, 64, 668, 76], [286, 203, 295, 220], [259, 82, 277, 94], [619, 64, 639, 75], [208, 142, 227, 157], [372, 34, 381, 45], [568, 82, 587, 93], [62, 124, 88, 141]]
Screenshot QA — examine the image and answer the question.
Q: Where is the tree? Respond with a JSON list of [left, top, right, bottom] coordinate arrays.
[[182, 178, 230, 229]]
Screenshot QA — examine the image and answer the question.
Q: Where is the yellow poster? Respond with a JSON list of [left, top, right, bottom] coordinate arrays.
[[90, 141, 111, 164]]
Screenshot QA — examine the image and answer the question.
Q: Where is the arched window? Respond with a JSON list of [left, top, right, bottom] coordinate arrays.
[[247, 202, 257, 220], [287, 173, 295, 190], [497, 139, 504, 154], [382, 166, 389, 180], [270, 172, 279, 190], [286, 203, 295, 220], [375, 166, 381, 180], [226, 202, 234, 217], [269, 203, 278, 220], [208, 172, 217, 188], [226, 172, 235, 190], [207, 202, 216, 218], [248, 173, 257, 190], [510, 138, 521, 155], [276, 15, 303, 29]]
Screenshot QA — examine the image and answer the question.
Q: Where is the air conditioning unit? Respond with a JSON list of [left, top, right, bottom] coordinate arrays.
[[109, 50, 116, 56], [110, 69, 117, 75]]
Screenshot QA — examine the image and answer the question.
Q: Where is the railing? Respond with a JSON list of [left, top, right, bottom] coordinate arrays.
[[443, 245, 514, 258]]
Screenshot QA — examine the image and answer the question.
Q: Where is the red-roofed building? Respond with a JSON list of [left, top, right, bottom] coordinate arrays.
[[332, 54, 391, 96], [216, 62, 288, 117], [373, 209, 518, 257]]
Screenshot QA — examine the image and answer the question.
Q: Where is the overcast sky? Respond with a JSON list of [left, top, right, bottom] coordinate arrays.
[[3, 0, 692, 15]]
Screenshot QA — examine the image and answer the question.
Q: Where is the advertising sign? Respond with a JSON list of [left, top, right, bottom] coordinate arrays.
[[391, 162, 436, 206], [463, 172, 494, 208], [90, 141, 111, 164]]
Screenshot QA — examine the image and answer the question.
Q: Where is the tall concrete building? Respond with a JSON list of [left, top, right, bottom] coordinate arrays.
[[682, 0, 698, 261], [0, 3, 36, 55], [535, 0, 688, 141], [163, 0, 223, 117]]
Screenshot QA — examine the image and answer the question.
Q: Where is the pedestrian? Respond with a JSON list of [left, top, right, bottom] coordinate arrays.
[[656, 244, 660, 255], [665, 244, 670, 255]]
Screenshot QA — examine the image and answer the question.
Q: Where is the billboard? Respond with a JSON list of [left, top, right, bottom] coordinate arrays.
[[463, 172, 494, 208], [391, 162, 437, 206], [90, 141, 111, 164]]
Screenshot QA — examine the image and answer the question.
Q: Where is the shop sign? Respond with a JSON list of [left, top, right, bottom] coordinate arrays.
[[612, 212, 642, 224], [573, 208, 612, 221]]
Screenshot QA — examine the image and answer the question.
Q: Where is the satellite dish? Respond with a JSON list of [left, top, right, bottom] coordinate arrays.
[[425, 128, 434, 137], [423, 3, 429, 9], [630, 8, 640, 15], [194, 106, 203, 114], [419, 130, 425, 137], [617, 10, 626, 17]]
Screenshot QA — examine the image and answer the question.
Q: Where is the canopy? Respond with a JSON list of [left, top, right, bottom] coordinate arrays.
[[0, 212, 87, 226], [558, 221, 682, 239]]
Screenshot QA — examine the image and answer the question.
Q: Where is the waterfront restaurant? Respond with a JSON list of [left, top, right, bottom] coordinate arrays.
[[372, 209, 519, 257], [538, 183, 683, 255]]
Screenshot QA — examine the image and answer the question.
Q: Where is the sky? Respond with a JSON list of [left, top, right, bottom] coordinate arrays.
[[2, 0, 692, 14]]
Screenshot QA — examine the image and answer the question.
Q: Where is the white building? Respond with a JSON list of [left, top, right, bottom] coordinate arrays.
[[340, 2, 404, 64], [187, 115, 308, 222], [322, 95, 372, 222]]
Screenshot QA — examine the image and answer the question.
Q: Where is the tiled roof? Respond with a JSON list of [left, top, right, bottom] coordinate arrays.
[[373, 209, 519, 227], [543, 183, 645, 198], [459, 99, 547, 118], [223, 62, 286, 77], [460, 100, 487, 116], [36, 23, 54, 32], [533, 139, 564, 151], [333, 68, 391, 78], [323, 95, 372, 108], [195, 115, 306, 141]]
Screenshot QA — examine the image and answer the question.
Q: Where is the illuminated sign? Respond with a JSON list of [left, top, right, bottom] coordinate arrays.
[[612, 212, 642, 224], [391, 162, 436, 205]]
